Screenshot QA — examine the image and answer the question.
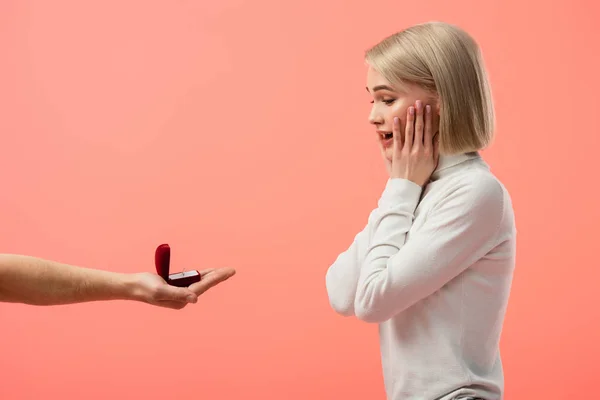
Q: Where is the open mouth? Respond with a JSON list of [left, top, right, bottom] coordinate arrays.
[[381, 132, 393, 140]]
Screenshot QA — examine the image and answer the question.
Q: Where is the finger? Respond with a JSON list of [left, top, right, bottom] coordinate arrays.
[[424, 104, 433, 151], [414, 100, 424, 148], [199, 268, 216, 277], [190, 268, 236, 296], [393, 117, 402, 154], [433, 134, 440, 163], [404, 106, 414, 150], [189, 268, 236, 296]]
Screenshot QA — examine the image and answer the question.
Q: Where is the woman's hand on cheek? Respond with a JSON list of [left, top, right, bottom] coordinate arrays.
[[390, 100, 439, 186]]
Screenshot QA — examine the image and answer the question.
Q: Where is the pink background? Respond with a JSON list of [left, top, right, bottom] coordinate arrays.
[[1, 1, 599, 399]]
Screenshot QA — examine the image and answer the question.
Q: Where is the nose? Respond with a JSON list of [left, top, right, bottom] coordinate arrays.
[[368, 105, 383, 126]]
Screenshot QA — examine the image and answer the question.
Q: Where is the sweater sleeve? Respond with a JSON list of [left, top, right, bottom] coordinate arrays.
[[324, 186, 390, 317], [325, 227, 369, 316], [354, 176, 505, 323]]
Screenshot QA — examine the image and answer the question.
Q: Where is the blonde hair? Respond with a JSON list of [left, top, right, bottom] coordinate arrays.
[[365, 21, 495, 155]]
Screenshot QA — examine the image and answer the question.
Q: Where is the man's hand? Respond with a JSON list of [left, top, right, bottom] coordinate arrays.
[[129, 268, 236, 310]]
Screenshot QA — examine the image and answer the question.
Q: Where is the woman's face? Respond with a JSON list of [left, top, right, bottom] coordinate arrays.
[[366, 65, 439, 161]]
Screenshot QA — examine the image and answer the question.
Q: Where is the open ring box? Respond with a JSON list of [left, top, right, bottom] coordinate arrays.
[[154, 244, 201, 287]]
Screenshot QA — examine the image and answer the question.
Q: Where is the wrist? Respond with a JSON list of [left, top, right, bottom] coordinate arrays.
[[389, 173, 425, 187], [115, 272, 143, 302], [379, 177, 423, 209]]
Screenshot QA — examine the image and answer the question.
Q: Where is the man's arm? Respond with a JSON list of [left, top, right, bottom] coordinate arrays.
[[0, 254, 235, 308], [354, 176, 505, 323]]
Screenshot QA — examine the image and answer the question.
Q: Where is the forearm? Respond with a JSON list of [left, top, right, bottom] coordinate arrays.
[[325, 233, 365, 316], [354, 177, 505, 323], [0, 254, 136, 305], [355, 179, 422, 322], [325, 203, 385, 316]]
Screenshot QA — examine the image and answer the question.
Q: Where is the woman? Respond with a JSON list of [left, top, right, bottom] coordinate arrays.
[[325, 21, 516, 400]]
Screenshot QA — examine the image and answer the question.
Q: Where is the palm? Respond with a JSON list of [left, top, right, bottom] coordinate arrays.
[[133, 268, 236, 310], [138, 272, 171, 296]]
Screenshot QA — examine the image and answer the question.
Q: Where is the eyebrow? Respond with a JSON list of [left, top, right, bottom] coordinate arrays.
[[366, 85, 395, 93]]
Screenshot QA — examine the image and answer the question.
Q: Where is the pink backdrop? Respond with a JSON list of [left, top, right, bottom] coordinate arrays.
[[1, 1, 599, 399]]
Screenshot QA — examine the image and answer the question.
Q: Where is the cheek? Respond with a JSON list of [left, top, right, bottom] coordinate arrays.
[[389, 101, 410, 124]]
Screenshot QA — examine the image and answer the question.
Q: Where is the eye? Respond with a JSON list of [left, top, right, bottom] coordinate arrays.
[[370, 99, 395, 105]]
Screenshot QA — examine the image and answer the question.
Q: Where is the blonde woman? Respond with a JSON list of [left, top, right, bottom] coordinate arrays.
[[325, 22, 516, 400]]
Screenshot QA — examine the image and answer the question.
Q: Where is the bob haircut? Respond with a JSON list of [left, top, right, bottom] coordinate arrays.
[[365, 21, 495, 155]]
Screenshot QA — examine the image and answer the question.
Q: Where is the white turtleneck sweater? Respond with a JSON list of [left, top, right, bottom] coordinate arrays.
[[325, 152, 516, 400]]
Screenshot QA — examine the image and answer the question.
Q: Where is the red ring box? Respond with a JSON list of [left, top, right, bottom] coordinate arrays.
[[154, 244, 201, 287]]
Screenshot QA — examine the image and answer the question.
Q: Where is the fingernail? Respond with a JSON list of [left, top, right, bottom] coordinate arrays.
[[416, 100, 422, 109], [409, 107, 414, 115], [426, 105, 431, 113], [394, 117, 399, 124]]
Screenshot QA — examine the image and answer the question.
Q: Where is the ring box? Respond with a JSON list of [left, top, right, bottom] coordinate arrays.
[[154, 244, 201, 287]]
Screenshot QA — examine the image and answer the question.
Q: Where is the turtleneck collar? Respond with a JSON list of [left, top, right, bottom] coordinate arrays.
[[430, 151, 482, 181]]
